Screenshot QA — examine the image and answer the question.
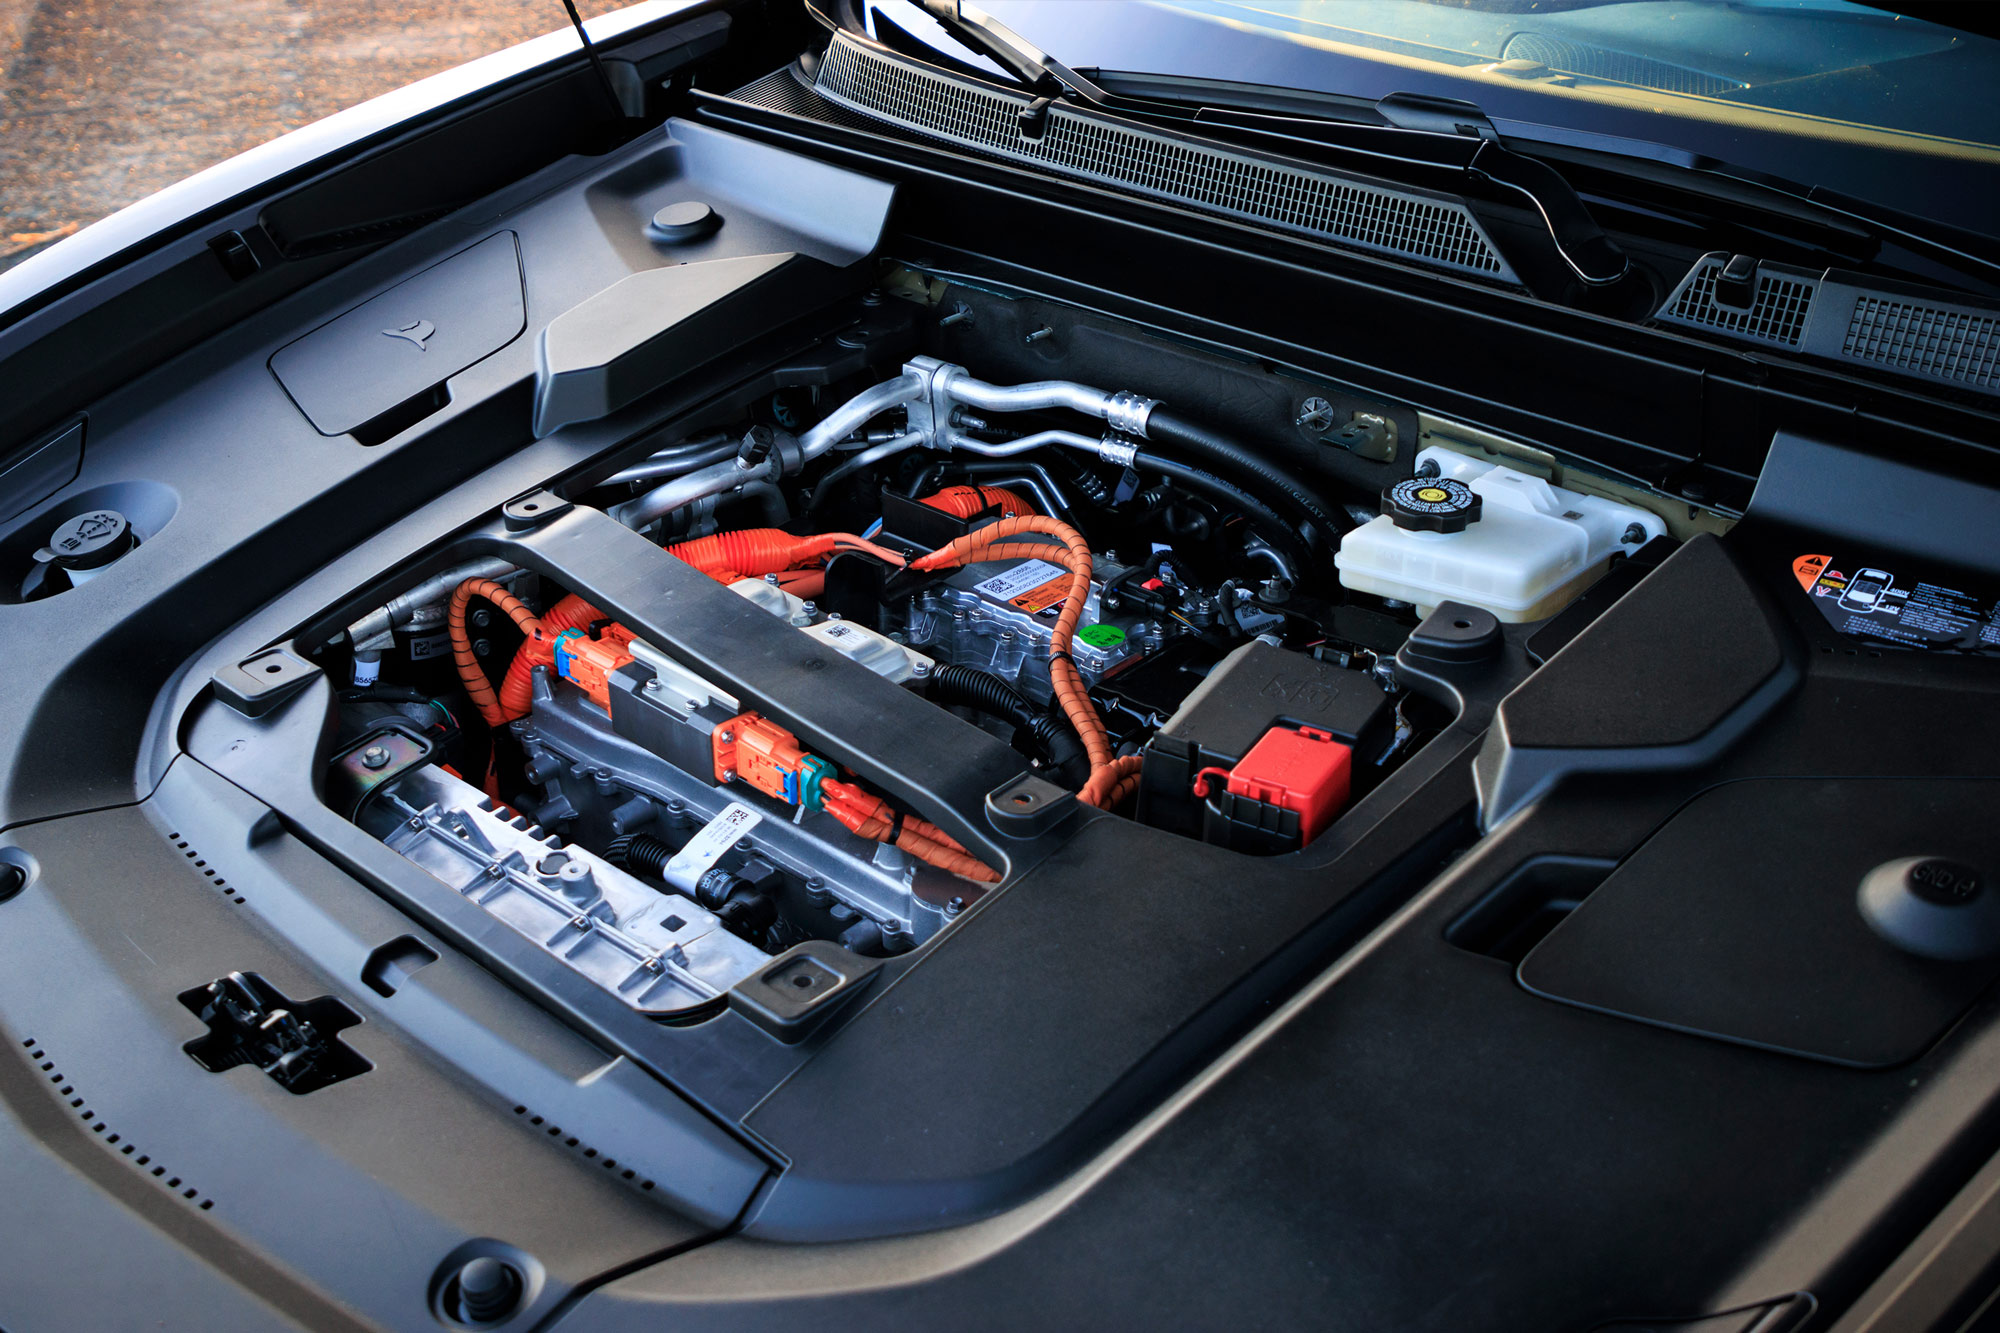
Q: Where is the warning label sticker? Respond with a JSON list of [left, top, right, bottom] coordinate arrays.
[[973, 558, 1073, 614], [1793, 552, 2000, 651]]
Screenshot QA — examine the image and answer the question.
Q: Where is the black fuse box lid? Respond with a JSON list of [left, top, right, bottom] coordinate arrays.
[[1158, 641, 1392, 761]]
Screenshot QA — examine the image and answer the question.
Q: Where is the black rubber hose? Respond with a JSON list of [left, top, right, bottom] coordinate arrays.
[[1144, 407, 1355, 546], [926, 664, 1041, 730], [1133, 452, 1314, 579], [927, 665, 1087, 782]]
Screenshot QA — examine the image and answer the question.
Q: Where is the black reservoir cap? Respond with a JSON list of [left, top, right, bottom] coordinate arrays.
[[1384, 476, 1480, 533]]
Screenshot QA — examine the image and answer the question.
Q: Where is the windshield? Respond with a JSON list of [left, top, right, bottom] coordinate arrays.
[[891, 0, 2000, 236], [0, 2, 625, 276], [1148, 1, 2000, 158]]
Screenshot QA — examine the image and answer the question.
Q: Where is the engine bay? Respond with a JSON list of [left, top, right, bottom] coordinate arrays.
[[8, 23, 2000, 1324], [312, 347, 1680, 1021]]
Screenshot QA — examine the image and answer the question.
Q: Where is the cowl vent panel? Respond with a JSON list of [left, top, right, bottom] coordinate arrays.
[[810, 33, 1519, 284]]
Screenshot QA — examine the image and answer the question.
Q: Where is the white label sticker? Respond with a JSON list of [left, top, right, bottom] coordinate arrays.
[[664, 803, 762, 891], [973, 559, 1068, 602]]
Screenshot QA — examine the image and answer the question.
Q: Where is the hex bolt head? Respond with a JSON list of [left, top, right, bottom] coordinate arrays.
[[360, 745, 391, 770]]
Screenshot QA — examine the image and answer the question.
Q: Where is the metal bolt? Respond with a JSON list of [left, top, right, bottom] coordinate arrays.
[[764, 572, 779, 584], [938, 302, 973, 327], [408, 815, 425, 829], [944, 895, 966, 918], [718, 729, 734, 744], [470, 608, 493, 629], [360, 744, 391, 770], [472, 639, 491, 658], [571, 915, 593, 932], [1296, 396, 1336, 433], [484, 863, 505, 878], [911, 660, 931, 678], [644, 956, 665, 974], [1023, 325, 1054, 344], [800, 601, 818, 618]]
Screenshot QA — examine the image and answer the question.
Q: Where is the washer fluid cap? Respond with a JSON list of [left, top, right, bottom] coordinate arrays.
[[38, 508, 137, 570], [1384, 477, 1481, 533]]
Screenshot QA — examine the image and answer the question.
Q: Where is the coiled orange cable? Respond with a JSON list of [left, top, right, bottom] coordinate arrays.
[[919, 484, 1037, 521], [447, 578, 545, 729], [910, 517, 1141, 811]]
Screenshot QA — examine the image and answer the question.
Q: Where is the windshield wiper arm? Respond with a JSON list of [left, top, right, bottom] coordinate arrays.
[[1197, 93, 1630, 287], [915, 0, 1106, 107]]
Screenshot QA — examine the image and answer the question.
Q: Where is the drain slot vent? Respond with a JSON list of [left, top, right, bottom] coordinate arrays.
[[19, 1035, 216, 1210]]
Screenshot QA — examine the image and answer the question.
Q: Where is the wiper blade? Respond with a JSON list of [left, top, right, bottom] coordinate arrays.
[[1196, 93, 1630, 287]]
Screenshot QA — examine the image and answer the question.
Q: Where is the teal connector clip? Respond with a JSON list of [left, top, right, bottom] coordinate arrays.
[[798, 755, 834, 810]]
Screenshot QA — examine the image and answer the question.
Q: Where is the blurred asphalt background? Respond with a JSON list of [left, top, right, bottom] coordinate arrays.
[[0, 0, 623, 272]]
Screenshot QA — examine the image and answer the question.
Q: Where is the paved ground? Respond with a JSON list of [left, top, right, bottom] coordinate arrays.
[[0, 0, 624, 270]]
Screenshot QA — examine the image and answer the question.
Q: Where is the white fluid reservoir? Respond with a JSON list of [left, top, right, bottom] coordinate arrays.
[[1334, 447, 1667, 623]]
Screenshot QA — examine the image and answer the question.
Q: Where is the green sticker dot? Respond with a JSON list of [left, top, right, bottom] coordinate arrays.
[[1078, 624, 1126, 648]]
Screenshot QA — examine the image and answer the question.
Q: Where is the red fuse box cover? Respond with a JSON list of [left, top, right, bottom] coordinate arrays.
[[1195, 725, 1351, 846]]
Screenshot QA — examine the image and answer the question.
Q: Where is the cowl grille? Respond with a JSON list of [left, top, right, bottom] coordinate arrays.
[[1658, 253, 1817, 349], [1656, 252, 2000, 399], [811, 33, 1517, 284], [1840, 296, 2000, 389]]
